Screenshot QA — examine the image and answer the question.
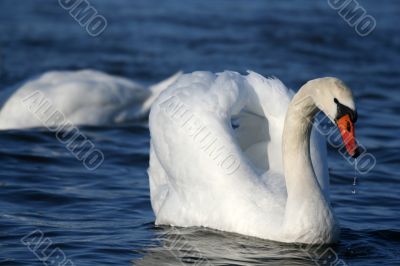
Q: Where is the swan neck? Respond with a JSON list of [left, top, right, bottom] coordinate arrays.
[[281, 81, 337, 242], [282, 84, 320, 196]]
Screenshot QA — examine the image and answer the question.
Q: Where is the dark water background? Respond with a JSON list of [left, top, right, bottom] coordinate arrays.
[[0, 0, 399, 265]]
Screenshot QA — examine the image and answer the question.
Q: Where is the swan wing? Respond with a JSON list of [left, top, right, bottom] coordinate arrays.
[[148, 71, 287, 230], [237, 71, 293, 175], [240, 71, 330, 199], [148, 70, 330, 233]]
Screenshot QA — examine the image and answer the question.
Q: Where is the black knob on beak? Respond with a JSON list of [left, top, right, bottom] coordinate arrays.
[[352, 147, 361, 158]]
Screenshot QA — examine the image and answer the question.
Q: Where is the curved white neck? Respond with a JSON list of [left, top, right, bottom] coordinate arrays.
[[283, 84, 320, 197], [282, 82, 336, 242]]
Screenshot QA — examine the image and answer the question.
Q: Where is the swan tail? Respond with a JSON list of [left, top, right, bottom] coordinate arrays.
[[142, 71, 183, 112]]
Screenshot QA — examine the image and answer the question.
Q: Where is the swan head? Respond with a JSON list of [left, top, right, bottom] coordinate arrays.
[[308, 77, 360, 158]]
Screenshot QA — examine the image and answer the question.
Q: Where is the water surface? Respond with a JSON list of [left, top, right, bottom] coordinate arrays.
[[0, 0, 399, 265]]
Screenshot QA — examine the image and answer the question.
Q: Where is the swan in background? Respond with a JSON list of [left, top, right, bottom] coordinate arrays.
[[0, 70, 181, 130], [148, 71, 359, 244]]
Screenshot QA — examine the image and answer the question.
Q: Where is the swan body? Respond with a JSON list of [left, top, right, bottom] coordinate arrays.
[[148, 71, 358, 244], [0, 70, 181, 130]]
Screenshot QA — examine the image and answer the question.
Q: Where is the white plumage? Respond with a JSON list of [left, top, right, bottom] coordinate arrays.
[[148, 71, 338, 243], [0, 69, 181, 129]]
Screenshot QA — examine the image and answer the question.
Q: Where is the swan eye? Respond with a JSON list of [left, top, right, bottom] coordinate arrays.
[[334, 98, 339, 104]]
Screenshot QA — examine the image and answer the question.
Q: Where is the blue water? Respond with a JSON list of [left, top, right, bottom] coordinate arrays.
[[0, 0, 399, 265]]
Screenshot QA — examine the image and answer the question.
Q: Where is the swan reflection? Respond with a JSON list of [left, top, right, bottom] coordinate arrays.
[[135, 226, 345, 265]]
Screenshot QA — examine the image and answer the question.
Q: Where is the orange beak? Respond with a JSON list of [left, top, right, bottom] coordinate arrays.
[[337, 114, 360, 158]]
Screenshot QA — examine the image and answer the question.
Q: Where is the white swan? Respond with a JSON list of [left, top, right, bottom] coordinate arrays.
[[0, 70, 181, 130], [148, 71, 359, 244]]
